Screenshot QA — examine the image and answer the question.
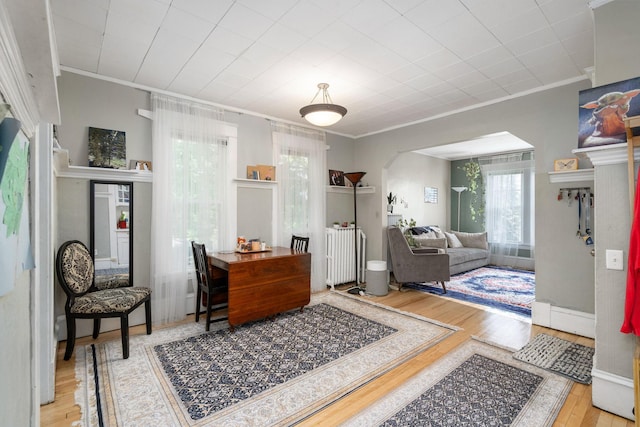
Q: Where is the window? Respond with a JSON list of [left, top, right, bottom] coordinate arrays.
[[480, 152, 535, 264]]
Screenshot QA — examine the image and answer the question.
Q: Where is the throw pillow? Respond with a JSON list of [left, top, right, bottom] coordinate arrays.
[[444, 232, 464, 248], [452, 231, 489, 250], [414, 235, 447, 249]]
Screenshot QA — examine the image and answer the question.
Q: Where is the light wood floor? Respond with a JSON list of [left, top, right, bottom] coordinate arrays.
[[41, 287, 634, 426]]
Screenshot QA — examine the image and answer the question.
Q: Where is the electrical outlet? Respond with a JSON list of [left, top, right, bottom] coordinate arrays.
[[606, 249, 624, 270]]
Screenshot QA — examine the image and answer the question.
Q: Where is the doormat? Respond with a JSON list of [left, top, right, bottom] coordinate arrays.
[[513, 333, 595, 384]]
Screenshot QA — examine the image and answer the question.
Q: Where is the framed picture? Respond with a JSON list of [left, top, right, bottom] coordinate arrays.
[[329, 170, 344, 186], [129, 160, 152, 171], [88, 127, 126, 169], [578, 76, 640, 148], [424, 186, 438, 204]]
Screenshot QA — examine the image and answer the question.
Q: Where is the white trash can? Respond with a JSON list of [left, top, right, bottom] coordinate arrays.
[[366, 260, 388, 296]]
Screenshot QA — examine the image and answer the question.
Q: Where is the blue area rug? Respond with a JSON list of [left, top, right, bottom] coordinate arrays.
[[406, 266, 535, 317]]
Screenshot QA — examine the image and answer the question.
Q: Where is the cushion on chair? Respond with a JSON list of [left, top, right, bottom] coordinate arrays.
[[95, 274, 130, 290], [71, 287, 151, 314], [61, 242, 95, 294]]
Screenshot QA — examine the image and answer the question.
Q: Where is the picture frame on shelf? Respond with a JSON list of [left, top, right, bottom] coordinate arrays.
[[329, 169, 344, 186], [129, 160, 152, 171], [88, 127, 127, 169]]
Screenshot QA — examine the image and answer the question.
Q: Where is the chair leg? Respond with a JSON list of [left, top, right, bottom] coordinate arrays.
[[205, 297, 212, 332], [120, 315, 130, 359], [92, 318, 101, 339], [195, 288, 202, 322], [64, 317, 76, 361], [441, 281, 447, 294], [145, 300, 152, 335]]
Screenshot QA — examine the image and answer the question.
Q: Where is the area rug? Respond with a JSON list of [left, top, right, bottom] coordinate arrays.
[[74, 291, 456, 426], [513, 333, 595, 384], [406, 266, 535, 317], [341, 338, 572, 427]]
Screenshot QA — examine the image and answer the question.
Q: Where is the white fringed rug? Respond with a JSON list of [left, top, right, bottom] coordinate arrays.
[[342, 339, 572, 427], [75, 291, 456, 426]]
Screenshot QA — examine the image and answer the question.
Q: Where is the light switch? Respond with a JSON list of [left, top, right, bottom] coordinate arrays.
[[606, 249, 624, 270]]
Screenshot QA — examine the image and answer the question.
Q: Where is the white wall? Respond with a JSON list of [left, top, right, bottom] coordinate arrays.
[[386, 152, 449, 230], [0, 271, 32, 426]]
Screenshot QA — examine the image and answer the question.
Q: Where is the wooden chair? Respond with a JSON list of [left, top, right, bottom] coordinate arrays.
[[191, 241, 228, 331], [291, 235, 310, 252], [55, 240, 152, 360]]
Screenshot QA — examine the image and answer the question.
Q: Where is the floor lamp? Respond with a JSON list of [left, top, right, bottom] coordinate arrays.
[[452, 186, 467, 232], [344, 172, 366, 295]]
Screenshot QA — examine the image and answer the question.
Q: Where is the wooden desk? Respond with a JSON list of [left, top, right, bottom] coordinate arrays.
[[207, 247, 311, 329]]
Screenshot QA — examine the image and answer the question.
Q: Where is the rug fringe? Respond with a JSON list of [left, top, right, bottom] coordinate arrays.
[[328, 289, 462, 332], [470, 335, 520, 352]]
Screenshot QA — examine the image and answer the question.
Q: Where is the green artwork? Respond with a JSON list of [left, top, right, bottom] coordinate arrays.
[[1, 134, 27, 236]]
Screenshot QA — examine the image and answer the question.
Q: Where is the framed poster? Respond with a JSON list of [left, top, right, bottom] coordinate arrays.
[[88, 127, 127, 169], [424, 186, 438, 204], [578, 76, 640, 148]]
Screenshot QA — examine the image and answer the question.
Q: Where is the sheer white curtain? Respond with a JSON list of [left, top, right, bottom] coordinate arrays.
[[151, 94, 236, 324], [271, 122, 327, 292], [480, 152, 535, 267]]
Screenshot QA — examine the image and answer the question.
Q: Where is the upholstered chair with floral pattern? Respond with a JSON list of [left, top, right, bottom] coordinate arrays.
[[55, 240, 152, 360]]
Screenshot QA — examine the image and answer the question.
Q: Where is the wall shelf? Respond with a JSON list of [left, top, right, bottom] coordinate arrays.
[[548, 169, 594, 183], [53, 148, 153, 183], [326, 185, 375, 194], [233, 178, 278, 188]]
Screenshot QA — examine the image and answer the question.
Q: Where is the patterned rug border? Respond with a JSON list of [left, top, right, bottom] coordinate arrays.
[[75, 291, 457, 427], [341, 337, 573, 427]]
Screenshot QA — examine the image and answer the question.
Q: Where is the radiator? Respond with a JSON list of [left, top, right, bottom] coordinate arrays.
[[326, 227, 366, 289]]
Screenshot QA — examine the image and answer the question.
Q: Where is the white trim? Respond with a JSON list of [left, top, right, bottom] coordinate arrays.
[[592, 368, 635, 421], [33, 124, 56, 405], [53, 148, 153, 183], [574, 143, 636, 166], [588, 0, 617, 10], [548, 169, 594, 183], [0, 0, 40, 136], [531, 301, 595, 338]]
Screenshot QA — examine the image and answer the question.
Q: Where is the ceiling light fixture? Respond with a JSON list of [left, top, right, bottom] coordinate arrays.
[[299, 83, 347, 127]]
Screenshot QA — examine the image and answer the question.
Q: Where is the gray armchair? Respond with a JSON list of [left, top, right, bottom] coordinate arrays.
[[387, 226, 450, 293]]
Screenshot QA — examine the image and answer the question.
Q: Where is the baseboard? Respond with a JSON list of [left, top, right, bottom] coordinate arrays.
[[592, 368, 635, 421], [531, 301, 595, 338]]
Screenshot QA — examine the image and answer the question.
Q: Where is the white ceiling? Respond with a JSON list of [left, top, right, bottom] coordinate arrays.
[[414, 131, 534, 160], [50, 0, 596, 138]]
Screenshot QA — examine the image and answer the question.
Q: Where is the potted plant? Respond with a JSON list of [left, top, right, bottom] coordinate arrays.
[[387, 192, 396, 213], [396, 217, 417, 247], [333, 221, 340, 229]]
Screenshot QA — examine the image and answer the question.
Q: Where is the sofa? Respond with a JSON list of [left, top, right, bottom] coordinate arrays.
[[408, 226, 490, 275]]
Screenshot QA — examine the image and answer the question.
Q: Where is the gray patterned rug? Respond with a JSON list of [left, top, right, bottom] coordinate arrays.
[[75, 291, 456, 426], [513, 333, 595, 384], [342, 339, 573, 427]]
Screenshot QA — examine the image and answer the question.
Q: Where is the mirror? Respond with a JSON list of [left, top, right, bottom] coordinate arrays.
[[90, 180, 133, 287]]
